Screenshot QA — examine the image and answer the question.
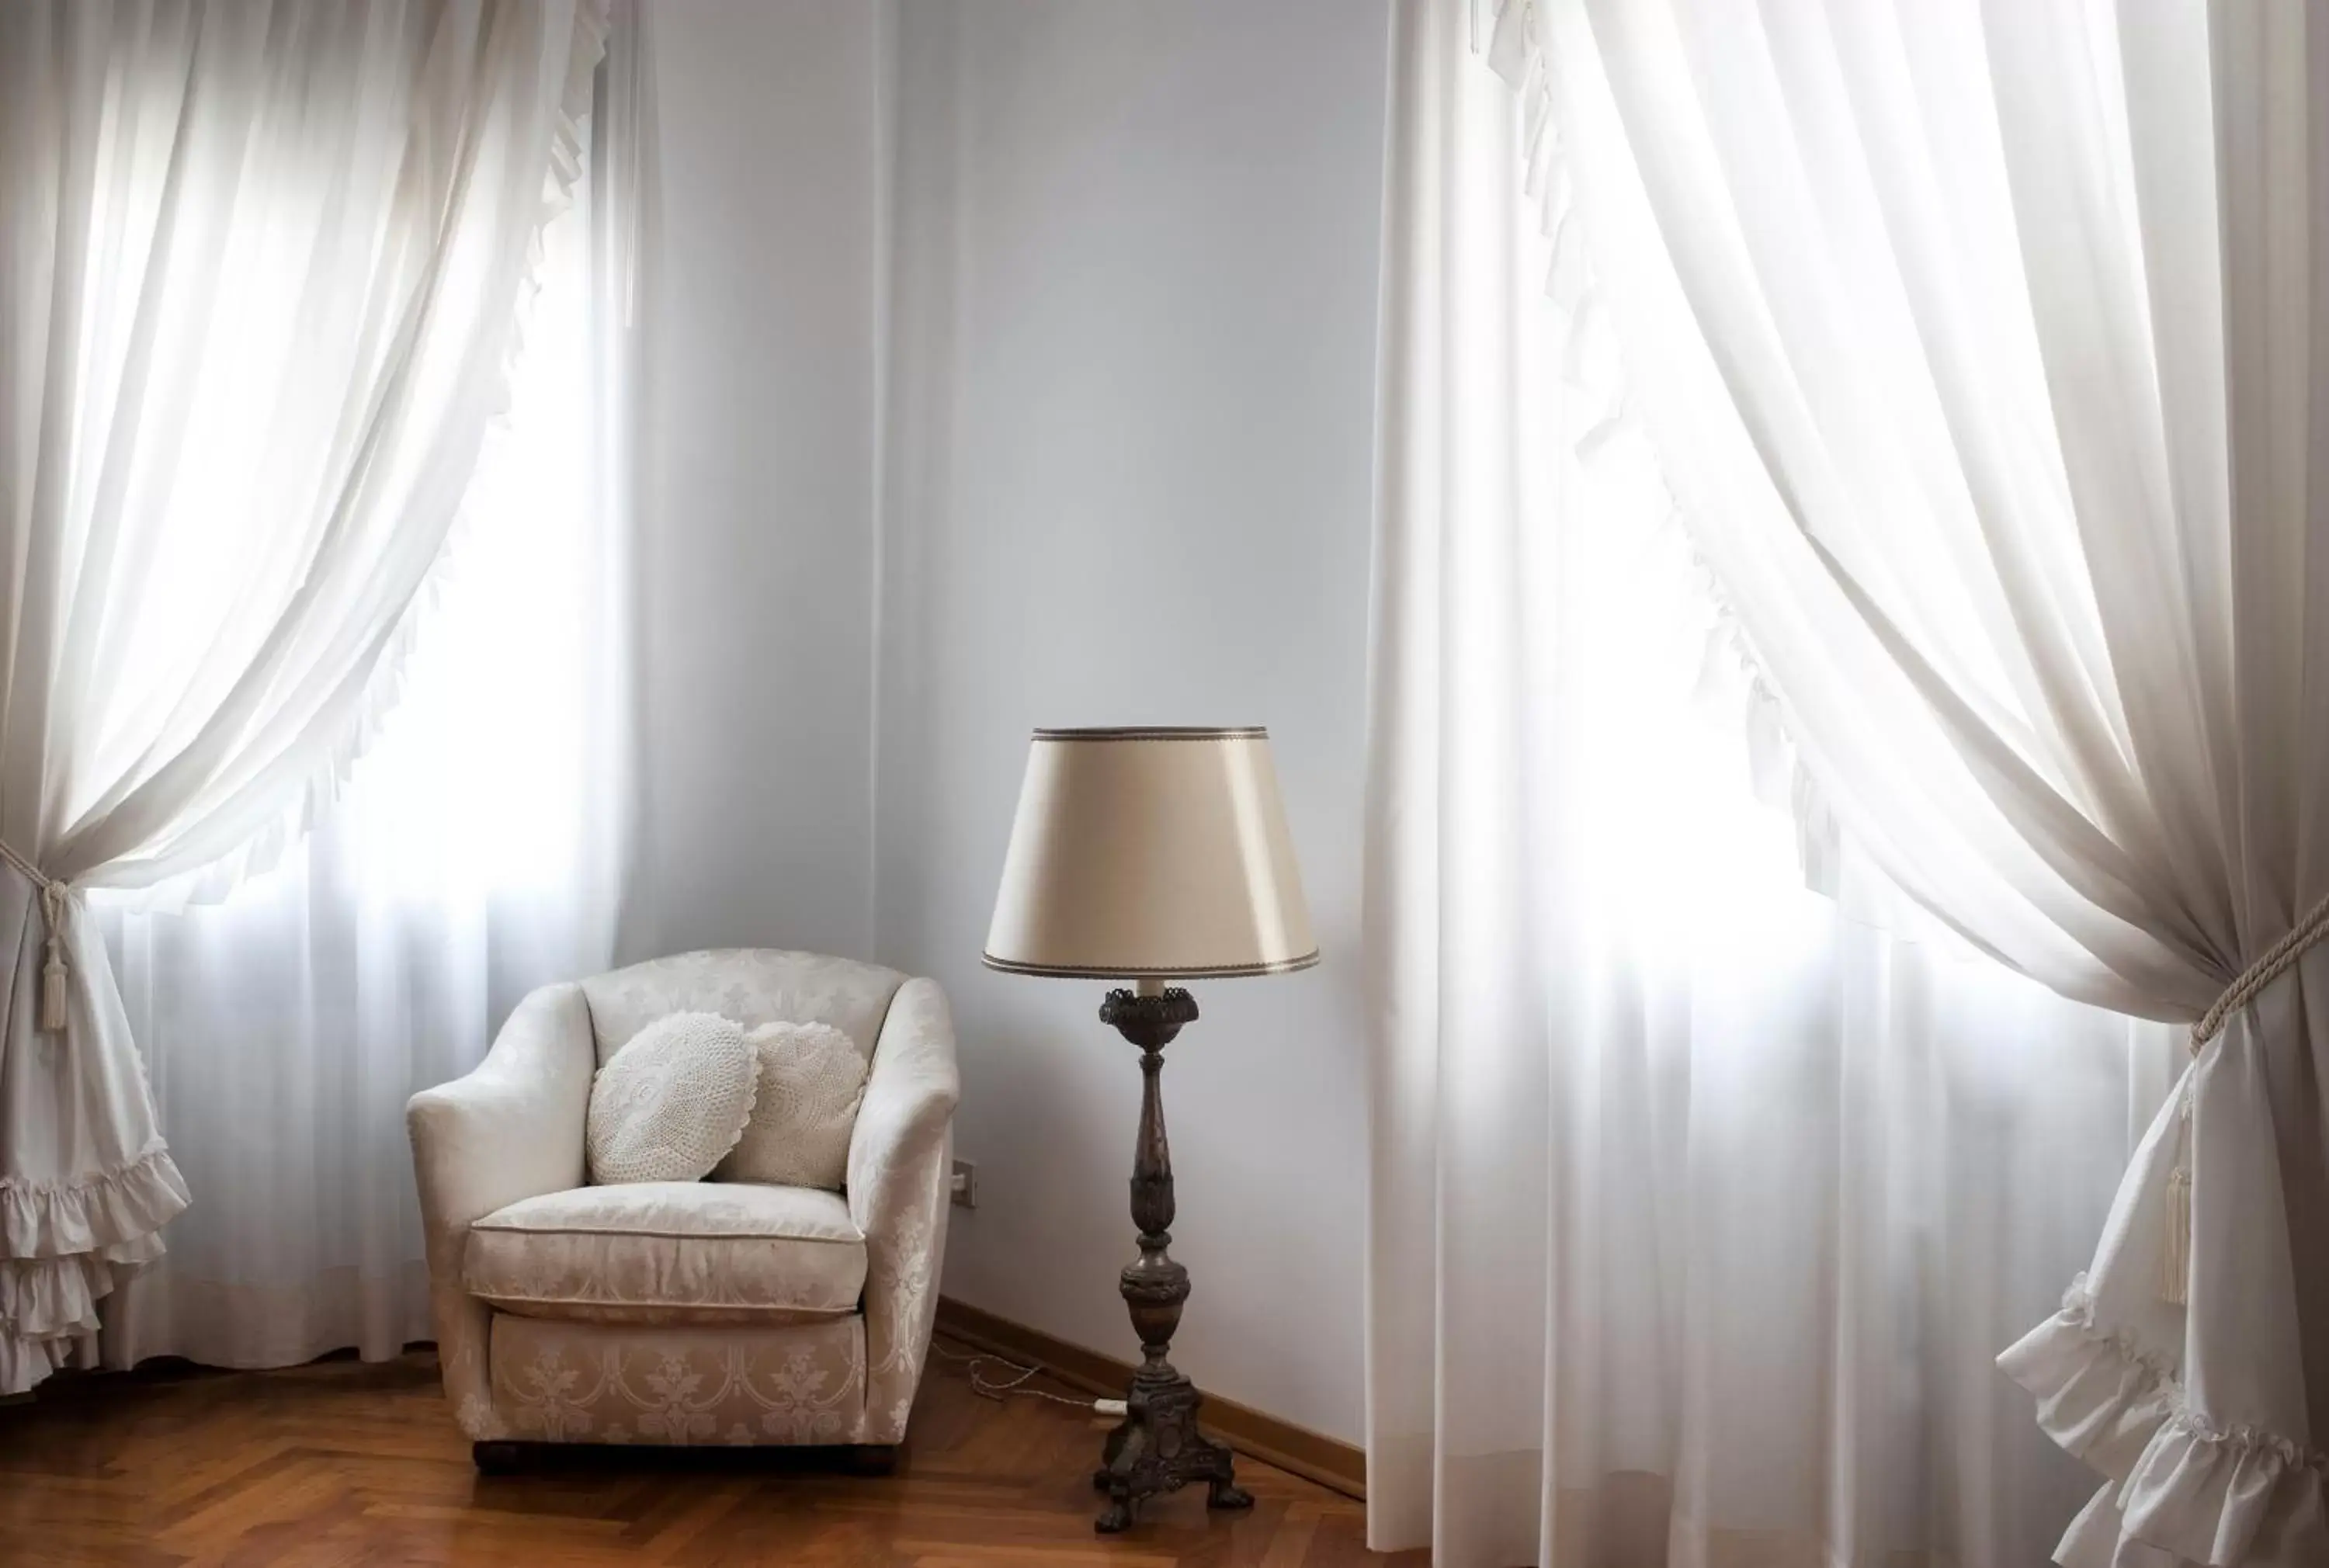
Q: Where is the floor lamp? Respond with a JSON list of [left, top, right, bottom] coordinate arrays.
[[984, 726, 1317, 1534]]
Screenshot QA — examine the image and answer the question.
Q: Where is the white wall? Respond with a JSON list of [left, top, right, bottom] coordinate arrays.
[[874, 0, 1390, 1443], [623, 0, 1389, 1442], [630, 0, 883, 963]]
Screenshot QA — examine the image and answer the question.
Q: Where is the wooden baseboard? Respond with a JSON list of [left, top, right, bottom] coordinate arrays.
[[931, 1296, 1365, 1500]]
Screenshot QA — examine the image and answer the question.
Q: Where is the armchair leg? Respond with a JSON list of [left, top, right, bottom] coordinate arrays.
[[472, 1441, 525, 1475], [848, 1444, 899, 1476]]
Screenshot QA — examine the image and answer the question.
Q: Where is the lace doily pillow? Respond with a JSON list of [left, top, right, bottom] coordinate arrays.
[[587, 1011, 757, 1184], [713, 1022, 869, 1190]]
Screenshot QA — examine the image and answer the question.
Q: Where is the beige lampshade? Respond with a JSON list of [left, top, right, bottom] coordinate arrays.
[[984, 727, 1318, 980]]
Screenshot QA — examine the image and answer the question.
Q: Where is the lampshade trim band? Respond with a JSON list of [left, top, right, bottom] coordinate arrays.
[[981, 951, 1320, 980], [1029, 727, 1267, 742]]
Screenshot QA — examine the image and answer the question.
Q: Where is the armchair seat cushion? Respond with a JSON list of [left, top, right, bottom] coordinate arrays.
[[463, 1181, 866, 1327]]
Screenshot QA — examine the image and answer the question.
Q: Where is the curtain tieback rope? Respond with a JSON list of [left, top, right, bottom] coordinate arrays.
[[2188, 890, 2329, 1053], [2160, 886, 2329, 1304], [0, 840, 71, 1033]]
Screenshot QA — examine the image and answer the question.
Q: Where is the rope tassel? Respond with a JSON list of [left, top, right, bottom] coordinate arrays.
[[38, 880, 68, 1033], [0, 841, 71, 1034]]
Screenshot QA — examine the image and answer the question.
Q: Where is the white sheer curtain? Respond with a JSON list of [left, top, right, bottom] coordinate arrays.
[[1447, 0, 2325, 1562], [1366, 2, 2187, 1563], [0, 0, 612, 1391], [89, 9, 644, 1369]]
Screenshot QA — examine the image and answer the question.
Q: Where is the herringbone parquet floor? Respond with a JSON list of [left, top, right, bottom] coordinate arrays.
[[0, 1337, 1425, 1566]]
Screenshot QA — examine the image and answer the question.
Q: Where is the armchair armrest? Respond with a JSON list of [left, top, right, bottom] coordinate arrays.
[[405, 980, 595, 1437], [849, 977, 960, 1441]]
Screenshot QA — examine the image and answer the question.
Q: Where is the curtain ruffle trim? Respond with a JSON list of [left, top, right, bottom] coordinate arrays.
[[0, 1140, 189, 1259], [1, 1143, 184, 1395], [1470, 0, 1846, 900], [2, 1233, 163, 1338], [109, 0, 614, 911], [1998, 1275, 2329, 1566], [0, 1324, 79, 1395]]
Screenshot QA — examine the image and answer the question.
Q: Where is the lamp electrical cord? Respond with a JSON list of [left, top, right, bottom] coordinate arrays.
[[928, 1341, 1127, 1417]]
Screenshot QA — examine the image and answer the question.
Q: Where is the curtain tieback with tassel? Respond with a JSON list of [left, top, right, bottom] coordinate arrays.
[[2161, 890, 2329, 1304], [0, 839, 71, 1033]]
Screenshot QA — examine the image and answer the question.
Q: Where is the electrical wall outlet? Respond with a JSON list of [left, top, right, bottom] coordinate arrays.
[[949, 1157, 978, 1209]]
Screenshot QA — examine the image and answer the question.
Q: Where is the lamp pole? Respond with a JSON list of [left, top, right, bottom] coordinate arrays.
[[1089, 980, 1251, 1533]]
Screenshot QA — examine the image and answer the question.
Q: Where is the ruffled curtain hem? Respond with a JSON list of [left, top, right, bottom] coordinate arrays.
[[1, 1140, 189, 1258], [0, 1142, 187, 1394], [1999, 1276, 2329, 1567]]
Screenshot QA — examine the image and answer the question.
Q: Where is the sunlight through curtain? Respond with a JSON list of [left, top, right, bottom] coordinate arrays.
[[1365, 4, 2189, 1563], [0, 0, 620, 1390]]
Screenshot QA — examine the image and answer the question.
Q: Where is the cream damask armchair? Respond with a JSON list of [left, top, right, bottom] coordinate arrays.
[[406, 949, 958, 1468]]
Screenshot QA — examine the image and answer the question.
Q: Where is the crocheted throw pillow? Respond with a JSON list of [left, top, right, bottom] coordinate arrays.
[[712, 1022, 869, 1191], [586, 1011, 757, 1184]]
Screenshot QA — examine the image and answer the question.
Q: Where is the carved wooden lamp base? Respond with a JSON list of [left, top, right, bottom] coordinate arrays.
[[1092, 1380, 1251, 1533], [1090, 983, 1253, 1535]]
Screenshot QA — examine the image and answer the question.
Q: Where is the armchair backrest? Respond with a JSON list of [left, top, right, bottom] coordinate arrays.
[[578, 949, 909, 1067]]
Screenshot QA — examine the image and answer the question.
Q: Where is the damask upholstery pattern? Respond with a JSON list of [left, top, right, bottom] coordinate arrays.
[[490, 1313, 865, 1445], [408, 951, 956, 1448], [850, 977, 960, 1443], [579, 949, 908, 1066], [463, 1181, 866, 1326], [407, 983, 597, 1442]]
